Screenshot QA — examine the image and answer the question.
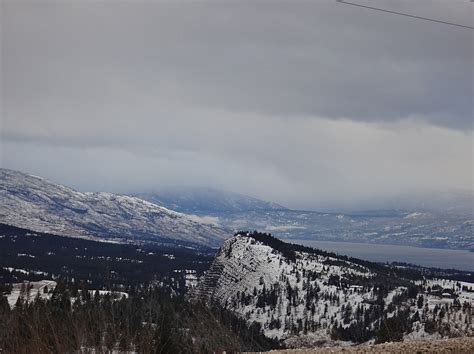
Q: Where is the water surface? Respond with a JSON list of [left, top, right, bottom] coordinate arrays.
[[284, 239, 474, 272]]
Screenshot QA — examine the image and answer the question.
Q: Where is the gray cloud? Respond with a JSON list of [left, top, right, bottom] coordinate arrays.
[[1, 0, 473, 210], [3, 112, 472, 211]]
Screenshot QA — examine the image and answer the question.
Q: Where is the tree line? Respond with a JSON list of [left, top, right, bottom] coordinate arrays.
[[0, 280, 279, 353]]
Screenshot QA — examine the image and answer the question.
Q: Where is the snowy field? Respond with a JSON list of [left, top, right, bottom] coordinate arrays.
[[7, 280, 57, 307]]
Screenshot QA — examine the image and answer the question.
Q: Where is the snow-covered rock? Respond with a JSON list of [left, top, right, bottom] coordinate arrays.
[[0, 169, 229, 247], [192, 232, 473, 346]]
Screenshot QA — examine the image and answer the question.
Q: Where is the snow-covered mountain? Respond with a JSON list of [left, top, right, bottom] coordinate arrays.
[[136, 188, 473, 250], [0, 169, 229, 248], [193, 232, 474, 347], [133, 187, 287, 215]]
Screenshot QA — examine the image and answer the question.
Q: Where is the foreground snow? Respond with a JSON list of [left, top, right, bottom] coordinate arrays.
[[6, 280, 128, 308], [7, 280, 57, 307]]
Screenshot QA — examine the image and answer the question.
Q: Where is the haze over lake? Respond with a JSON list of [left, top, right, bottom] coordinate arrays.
[[286, 240, 474, 272]]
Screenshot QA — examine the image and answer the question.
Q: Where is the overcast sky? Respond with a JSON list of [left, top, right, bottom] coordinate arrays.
[[1, 0, 473, 211]]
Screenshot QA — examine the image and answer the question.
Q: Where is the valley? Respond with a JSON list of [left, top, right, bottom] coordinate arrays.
[[2, 227, 472, 351], [0, 223, 214, 293], [0, 169, 472, 352], [207, 209, 473, 251], [135, 187, 473, 251], [3, 0, 473, 351]]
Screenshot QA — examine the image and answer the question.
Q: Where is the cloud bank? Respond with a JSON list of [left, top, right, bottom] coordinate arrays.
[[1, 0, 473, 210]]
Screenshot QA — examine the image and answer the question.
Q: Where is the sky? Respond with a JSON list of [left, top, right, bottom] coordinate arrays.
[[1, 0, 473, 211]]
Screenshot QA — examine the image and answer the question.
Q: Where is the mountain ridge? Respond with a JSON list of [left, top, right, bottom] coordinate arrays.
[[0, 168, 229, 248], [133, 187, 287, 215]]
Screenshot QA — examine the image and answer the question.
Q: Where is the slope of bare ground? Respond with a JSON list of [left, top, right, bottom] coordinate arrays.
[[265, 336, 474, 354]]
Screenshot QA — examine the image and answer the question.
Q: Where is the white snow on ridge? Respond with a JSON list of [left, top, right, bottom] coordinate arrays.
[[0, 168, 230, 247]]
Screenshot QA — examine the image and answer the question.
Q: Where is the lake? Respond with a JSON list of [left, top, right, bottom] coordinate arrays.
[[283, 239, 474, 272]]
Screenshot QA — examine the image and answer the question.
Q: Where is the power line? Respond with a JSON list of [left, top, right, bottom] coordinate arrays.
[[336, 0, 474, 30]]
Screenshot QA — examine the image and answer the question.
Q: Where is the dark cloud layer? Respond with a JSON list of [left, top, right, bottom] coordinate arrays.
[[1, 0, 473, 210]]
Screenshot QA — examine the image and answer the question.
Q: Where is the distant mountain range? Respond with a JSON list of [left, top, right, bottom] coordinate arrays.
[[1, 168, 472, 250], [133, 187, 286, 215], [212, 209, 473, 250], [0, 169, 229, 248], [134, 187, 473, 250]]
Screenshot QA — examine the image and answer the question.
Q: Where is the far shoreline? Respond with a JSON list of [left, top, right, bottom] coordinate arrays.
[[281, 238, 474, 272]]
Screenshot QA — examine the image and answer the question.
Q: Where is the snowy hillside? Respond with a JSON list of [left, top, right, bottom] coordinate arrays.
[[0, 169, 229, 247], [193, 232, 473, 347], [133, 187, 287, 215]]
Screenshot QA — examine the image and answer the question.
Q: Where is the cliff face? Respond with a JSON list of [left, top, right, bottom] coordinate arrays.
[[192, 234, 310, 305]]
